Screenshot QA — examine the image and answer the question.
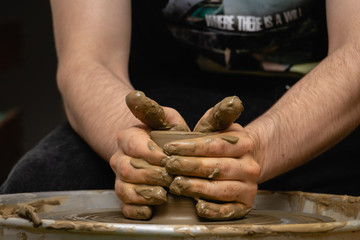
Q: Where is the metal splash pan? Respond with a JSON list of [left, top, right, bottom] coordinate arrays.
[[0, 190, 360, 239]]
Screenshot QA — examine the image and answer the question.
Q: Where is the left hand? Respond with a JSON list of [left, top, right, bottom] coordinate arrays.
[[110, 91, 190, 220], [163, 96, 260, 220]]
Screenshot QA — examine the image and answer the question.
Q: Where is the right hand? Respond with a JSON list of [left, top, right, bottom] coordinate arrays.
[[110, 91, 189, 220], [164, 96, 259, 220]]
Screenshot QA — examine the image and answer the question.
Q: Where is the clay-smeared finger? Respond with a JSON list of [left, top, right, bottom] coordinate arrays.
[[126, 90, 188, 131], [163, 132, 253, 158], [115, 179, 167, 205], [165, 156, 258, 181], [194, 96, 243, 133], [169, 176, 256, 207], [165, 156, 221, 179], [115, 127, 168, 166], [121, 203, 152, 220], [130, 158, 174, 187], [196, 199, 251, 220], [111, 154, 173, 187]]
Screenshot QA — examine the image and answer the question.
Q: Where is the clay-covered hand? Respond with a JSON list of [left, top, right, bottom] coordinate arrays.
[[164, 96, 260, 220], [110, 91, 189, 220]]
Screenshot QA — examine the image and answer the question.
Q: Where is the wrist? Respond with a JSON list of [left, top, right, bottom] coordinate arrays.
[[244, 127, 264, 182], [244, 112, 279, 184]]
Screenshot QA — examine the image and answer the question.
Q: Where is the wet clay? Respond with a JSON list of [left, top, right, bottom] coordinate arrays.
[[195, 96, 243, 133], [149, 131, 206, 149], [45, 220, 119, 232], [196, 199, 251, 221], [121, 204, 152, 221], [4, 190, 357, 237], [0, 204, 41, 227], [163, 133, 239, 156], [126, 91, 188, 131], [168, 177, 251, 220], [60, 208, 334, 226], [165, 156, 198, 175], [165, 156, 220, 179], [151, 130, 248, 221], [134, 185, 167, 205], [130, 158, 173, 187], [208, 168, 220, 179], [169, 176, 191, 196], [220, 134, 239, 144], [0, 198, 63, 227]]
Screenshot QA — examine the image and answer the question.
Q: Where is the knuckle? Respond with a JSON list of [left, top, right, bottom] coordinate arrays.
[[115, 181, 131, 203], [116, 130, 128, 146], [207, 138, 227, 155], [244, 184, 258, 207], [243, 161, 261, 179], [125, 135, 138, 156], [241, 136, 255, 154], [118, 167, 131, 181], [109, 154, 118, 170], [117, 160, 132, 181]]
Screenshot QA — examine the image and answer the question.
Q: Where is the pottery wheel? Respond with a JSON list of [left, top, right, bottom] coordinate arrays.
[[40, 194, 334, 225]]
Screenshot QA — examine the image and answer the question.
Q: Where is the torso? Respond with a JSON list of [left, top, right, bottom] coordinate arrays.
[[162, 0, 327, 76]]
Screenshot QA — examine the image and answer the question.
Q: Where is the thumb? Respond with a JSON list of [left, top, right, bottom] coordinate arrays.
[[126, 90, 189, 131], [194, 96, 244, 133]]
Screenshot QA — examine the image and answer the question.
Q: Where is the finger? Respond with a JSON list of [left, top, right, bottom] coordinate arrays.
[[126, 90, 189, 131], [115, 178, 167, 205], [165, 155, 259, 182], [194, 96, 243, 133], [115, 127, 168, 166], [111, 154, 173, 187], [121, 202, 152, 220], [163, 131, 253, 158], [169, 176, 257, 207], [196, 199, 251, 220]]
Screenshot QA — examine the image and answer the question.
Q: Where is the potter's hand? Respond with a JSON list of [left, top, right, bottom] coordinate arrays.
[[164, 96, 260, 220], [126, 90, 188, 131], [110, 91, 189, 220]]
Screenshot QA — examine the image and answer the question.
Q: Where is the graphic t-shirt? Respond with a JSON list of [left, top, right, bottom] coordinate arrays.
[[162, 0, 327, 76]]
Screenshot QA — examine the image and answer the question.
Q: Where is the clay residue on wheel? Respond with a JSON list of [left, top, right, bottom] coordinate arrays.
[[45, 220, 119, 231], [195, 96, 243, 133], [0, 197, 66, 227]]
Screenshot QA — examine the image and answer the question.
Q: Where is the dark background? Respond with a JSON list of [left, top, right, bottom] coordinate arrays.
[[0, 1, 65, 184]]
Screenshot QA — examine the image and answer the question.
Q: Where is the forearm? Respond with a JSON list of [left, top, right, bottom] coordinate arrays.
[[50, 0, 136, 160], [246, 41, 360, 183], [57, 57, 140, 161]]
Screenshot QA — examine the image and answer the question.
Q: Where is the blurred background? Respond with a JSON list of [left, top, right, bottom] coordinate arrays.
[[0, 1, 66, 185]]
